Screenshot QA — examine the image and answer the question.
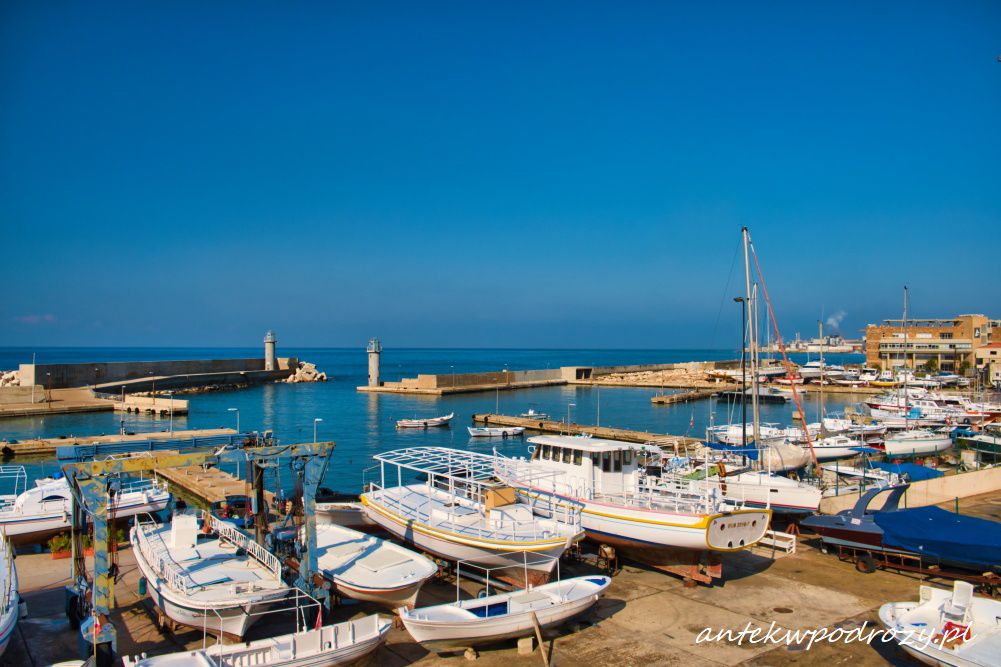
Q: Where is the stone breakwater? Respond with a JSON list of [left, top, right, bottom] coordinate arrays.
[[0, 370, 20, 387], [284, 361, 328, 383]]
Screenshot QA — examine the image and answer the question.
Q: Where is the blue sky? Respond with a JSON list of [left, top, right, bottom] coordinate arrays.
[[2, 1, 999, 349]]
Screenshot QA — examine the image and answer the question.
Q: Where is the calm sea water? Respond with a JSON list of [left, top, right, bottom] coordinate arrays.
[[0, 347, 864, 496]]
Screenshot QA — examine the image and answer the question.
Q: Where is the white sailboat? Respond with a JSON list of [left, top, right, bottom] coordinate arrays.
[[0, 536, 19, 657], [0, 467, 170, 545], [313, 522, 437, 609], [361, 447, 584, 585], [122, 613, 392, 667], [883, 288, 954, 459], [131, 512, 290, 639]]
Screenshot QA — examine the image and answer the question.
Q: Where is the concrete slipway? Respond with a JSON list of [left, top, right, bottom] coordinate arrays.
[[6, 492, 999, 667]]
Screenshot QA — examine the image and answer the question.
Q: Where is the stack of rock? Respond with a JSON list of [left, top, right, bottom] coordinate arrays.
[[284, 361, 328, 383], [0, 370, 19, 387]]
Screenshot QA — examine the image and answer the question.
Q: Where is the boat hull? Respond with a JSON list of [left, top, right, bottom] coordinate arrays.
[[0, 492, 170, 545], [0, 543, 17, 658], [131, 529, 287, 639], [508, 482, 769, 579], [884, 434, 953, 457], [404, 593, 600, 651], [360, 496, 572, 586]]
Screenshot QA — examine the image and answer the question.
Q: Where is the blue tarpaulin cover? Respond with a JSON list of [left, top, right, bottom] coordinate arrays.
[[868, 461, 944, 482], [705, 441, 759, 460], [874, 507, 1001, 570]]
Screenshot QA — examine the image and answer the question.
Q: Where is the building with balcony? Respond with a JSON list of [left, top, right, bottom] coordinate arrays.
[[864, 314, 999, 375]]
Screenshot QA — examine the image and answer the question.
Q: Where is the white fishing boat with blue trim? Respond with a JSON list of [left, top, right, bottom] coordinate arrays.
[[401, 555, 609, 651], [131, 512, 290, 639]]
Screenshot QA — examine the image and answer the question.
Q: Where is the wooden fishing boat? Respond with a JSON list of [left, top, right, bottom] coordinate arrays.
[[314, 523, 437, 609], [131, 512, 290, 639], [879, 581, 1001, 667], [396, 413, 454, 429], [361, 448, 584, 586], [122, 613, 392, 667], [401, 574, 610, 650], [467, 427, 525, 438], [496, 436, 770, 584]]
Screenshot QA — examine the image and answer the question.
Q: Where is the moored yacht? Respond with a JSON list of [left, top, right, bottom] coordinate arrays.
[[494, 435, 770, 583], [360, 447, 584, 586]]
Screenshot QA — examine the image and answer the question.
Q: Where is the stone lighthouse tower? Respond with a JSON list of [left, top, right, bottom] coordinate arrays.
[[367, 338, 382, 387], [264, 330, 277, 371]]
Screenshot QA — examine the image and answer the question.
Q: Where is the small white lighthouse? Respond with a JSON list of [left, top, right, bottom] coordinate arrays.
[[264, 330, 277, 371], [367, 338, 382, 387]]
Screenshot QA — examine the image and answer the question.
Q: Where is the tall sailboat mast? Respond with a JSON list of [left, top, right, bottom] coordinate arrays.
[[742, 227, 761, 450], [903, 286, 909, 430]]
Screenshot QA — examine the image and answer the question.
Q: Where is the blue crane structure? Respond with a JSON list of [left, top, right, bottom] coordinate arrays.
[[60, 439, 335, 666]]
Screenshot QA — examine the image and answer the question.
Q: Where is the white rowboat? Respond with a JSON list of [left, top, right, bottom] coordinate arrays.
[[400, 575, 610, 650], [468, 427, 525, 438], [397, 413, 454, 429]]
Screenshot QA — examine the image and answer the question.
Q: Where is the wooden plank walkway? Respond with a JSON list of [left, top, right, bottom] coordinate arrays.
[[1, 428, 239, 458], [156, 464, 276, 506], [471, 413, 701, 448]]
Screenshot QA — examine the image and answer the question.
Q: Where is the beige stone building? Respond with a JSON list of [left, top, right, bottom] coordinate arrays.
[[864, 314, 999, 375], [976, 342, 1001, 387]]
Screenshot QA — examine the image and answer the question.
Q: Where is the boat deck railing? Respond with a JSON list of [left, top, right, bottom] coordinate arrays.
[[368, 482, 573, 543], [206, 513, 282, 581], [134, 520, 193, 597]]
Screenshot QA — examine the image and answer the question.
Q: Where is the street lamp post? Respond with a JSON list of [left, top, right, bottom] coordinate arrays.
[[566, 402, 576, 434], [314, 418, 323, 444], [149, 372, 155, 411], [734, 297, 747, 450], [167, 392, 174, 433], [228, 407, 240, 434]]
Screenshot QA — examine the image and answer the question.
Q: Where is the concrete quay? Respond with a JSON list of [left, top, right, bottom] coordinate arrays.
[[472, 413, 701, 448], [651, 388, 727, 405], [0, 428, 238, 457], [9, 489, 1000, 667], [358, 360, 745, 396]]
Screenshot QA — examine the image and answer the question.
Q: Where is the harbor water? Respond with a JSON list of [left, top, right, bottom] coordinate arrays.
[[0, 347, 864, 497]]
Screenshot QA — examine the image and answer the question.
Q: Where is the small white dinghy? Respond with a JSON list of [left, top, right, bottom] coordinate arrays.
[[467, 427, 525, 438], [400, 557, 610, 651], [122, 613, 392, 667], [878, 581, 1001, 667], [314, 523, 437, 609], [396, 413, 454, 429]]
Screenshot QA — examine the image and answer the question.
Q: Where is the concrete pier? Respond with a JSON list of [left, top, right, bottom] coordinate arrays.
[[650, 388, 728, 405], [155, 464, 276, 506], [471, 413, 701, 448], [0, 428, 238, 457]]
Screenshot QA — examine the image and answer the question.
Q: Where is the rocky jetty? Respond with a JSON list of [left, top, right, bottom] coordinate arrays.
[[284, 361, 328, 383], [0, 370, 20, 387]]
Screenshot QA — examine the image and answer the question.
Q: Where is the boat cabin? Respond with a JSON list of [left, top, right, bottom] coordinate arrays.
[[526, 435, 657, 497]]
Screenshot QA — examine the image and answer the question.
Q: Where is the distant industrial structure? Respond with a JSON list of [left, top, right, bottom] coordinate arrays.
[[864, 314, 999, 375]]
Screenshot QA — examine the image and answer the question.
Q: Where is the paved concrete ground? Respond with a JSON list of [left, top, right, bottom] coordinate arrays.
[[6, 491, 999, 666]]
